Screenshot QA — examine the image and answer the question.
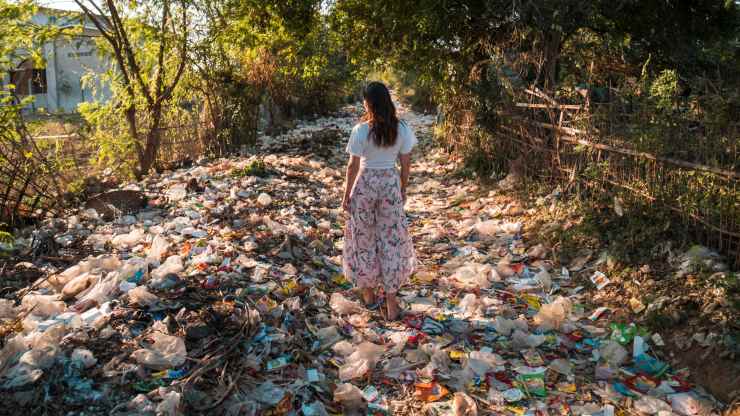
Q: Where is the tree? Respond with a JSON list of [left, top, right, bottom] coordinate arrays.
[[74, 0, 189, 178]]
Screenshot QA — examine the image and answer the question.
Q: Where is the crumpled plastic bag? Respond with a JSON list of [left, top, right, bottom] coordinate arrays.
[[252, 381, 286, 406], [465, 350, 505, 377], [669, 393, 711, 416], [0, 299, 18, 319], [420, 348, 452, 379], [151, 255, 184, 280], [473, 220, 499, 240], [330, 292, 364, 315], [338, 342, 385, 381], [147, 234, 171, 262], [128, 286, 160, 308], [70, 348, 97, 369], [493, 316, 516, 336], [2, 362, 44, 388], [156, 389, 181, 416], [449, 263, 494, 290], [535, 269, 552, 292], [61, 272, 100, 300], [511, 330, 545, 350], [334, 383, 366, 414], [634, 395, 672, 415], [75, 271, 118, 308], [458, 293, 479, 317], [21, 293, 66, 317], [131, 331, 187, 370], [533, 296, 571, 331], [128, 394, 157, 413], [600, 340, 628, 366], [453, 392, 478, 416], [111, 228, 145, 248]]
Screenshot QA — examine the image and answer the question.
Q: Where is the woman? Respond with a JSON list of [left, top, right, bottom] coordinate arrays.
[[342, 81, 417, 320]]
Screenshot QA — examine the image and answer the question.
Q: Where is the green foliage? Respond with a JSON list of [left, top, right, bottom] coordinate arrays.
[[649, 70, 679, 112], [231, 159, 270, 178]]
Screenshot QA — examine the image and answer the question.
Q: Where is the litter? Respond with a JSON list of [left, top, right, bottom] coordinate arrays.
[[131, 331, 187, 370], [0, 100, 728, 415]]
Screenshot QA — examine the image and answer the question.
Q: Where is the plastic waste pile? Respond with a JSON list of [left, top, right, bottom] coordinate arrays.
[[0, 101, 728, 415]]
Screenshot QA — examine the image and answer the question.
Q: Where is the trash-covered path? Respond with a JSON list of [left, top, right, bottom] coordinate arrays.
[[0, 101, 730, 415]]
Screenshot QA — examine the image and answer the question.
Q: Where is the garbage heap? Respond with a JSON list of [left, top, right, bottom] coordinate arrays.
[[0, 103, 727, 415]]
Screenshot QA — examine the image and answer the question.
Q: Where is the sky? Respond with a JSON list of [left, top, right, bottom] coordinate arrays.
[[38, 0, 87, 12]]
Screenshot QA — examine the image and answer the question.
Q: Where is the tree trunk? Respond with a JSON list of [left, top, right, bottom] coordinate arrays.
[[542, 32, 562, 90], [137, 104, 163, 178]]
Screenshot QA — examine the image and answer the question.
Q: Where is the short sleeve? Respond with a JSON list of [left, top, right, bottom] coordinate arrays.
[[399, 121, 417, 154], [346, 124, 366, 156]]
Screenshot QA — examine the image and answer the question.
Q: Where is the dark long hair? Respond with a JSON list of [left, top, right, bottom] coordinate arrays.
[[362, 81, 399, 147]]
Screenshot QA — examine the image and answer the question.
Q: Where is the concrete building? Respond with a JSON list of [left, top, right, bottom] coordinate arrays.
[[2, 7, 111, 113]]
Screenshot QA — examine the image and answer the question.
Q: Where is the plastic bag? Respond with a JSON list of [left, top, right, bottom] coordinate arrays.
[[151, 255, 184, 280], [61, 272, 99, 300], [147, 234, 171, 262], [453, 392, 478, 416], [449, 263, 493, 290], [119, 257, 148, 284], [111, 228, 145, 248], [128, 286, 159, 308], [533, 296, 571, 331], [131, 331, 187, 370], [334, 383, 366, 415], [493, 316, 516, 336], [338, 342, 385, 381], [257, 193, 273, 206], [634, 395, 672, 415], [75, 271, 118, 307], [252, 381, 286, 406], [669, 392, 710, 416], [458, 293, 479, 317], [156, 390, 181, 416], [128, 394, 156, 413], [70, 348, 97, 369], [466, 350, 504, 377], [474, 220, 499, 240], [535, 269, 552, 292], [511, 330, 545, 350], [0, 299, 18, 319], [600, 340, 628, 366], [21, 293, 66, 317], [330, 292, 364, 315]]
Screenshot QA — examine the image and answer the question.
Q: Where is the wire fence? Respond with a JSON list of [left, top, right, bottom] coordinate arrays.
[[0, 108, 212, 227], [481, 88, 740, 264]]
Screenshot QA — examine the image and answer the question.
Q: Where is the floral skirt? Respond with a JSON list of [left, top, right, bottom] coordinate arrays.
[[343, 168, 416, 294]]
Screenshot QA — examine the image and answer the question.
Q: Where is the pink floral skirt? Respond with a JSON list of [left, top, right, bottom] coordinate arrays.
[[343, 168, 416, 294]]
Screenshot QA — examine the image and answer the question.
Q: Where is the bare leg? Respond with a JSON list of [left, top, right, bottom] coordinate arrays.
[[386, 292, 400, 321], [361, 288, 375, 306]]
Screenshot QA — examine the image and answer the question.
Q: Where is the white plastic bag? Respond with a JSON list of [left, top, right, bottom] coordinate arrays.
[[128, 286, 159, 308], [338, 342, 385, 381], [131, 332, 187, 370], [151, 255, 184, 280], [466, 350, 505, 377], [330, 293, 364, 315], [21, 293, 66, 318], [334, 383, 365, 414], [533, 296, 571, 331], [449, 263, 493, 290], [111, 228, 145, 248], [147, 235, 170, 262]]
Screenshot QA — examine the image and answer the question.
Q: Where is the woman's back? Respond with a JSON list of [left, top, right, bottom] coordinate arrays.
[[346, 120, 416, 169]]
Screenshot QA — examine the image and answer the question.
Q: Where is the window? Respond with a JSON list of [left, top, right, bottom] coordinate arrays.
[[8, 60, 47, 95], [31, 69, 47, 94]]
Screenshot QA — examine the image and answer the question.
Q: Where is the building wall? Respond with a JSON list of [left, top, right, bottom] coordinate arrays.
[[50, 34, 112, 112], [3, 9, 113, 113]]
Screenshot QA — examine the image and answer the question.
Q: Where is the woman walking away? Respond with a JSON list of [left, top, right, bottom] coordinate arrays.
[[342, 81, 417, 321]]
